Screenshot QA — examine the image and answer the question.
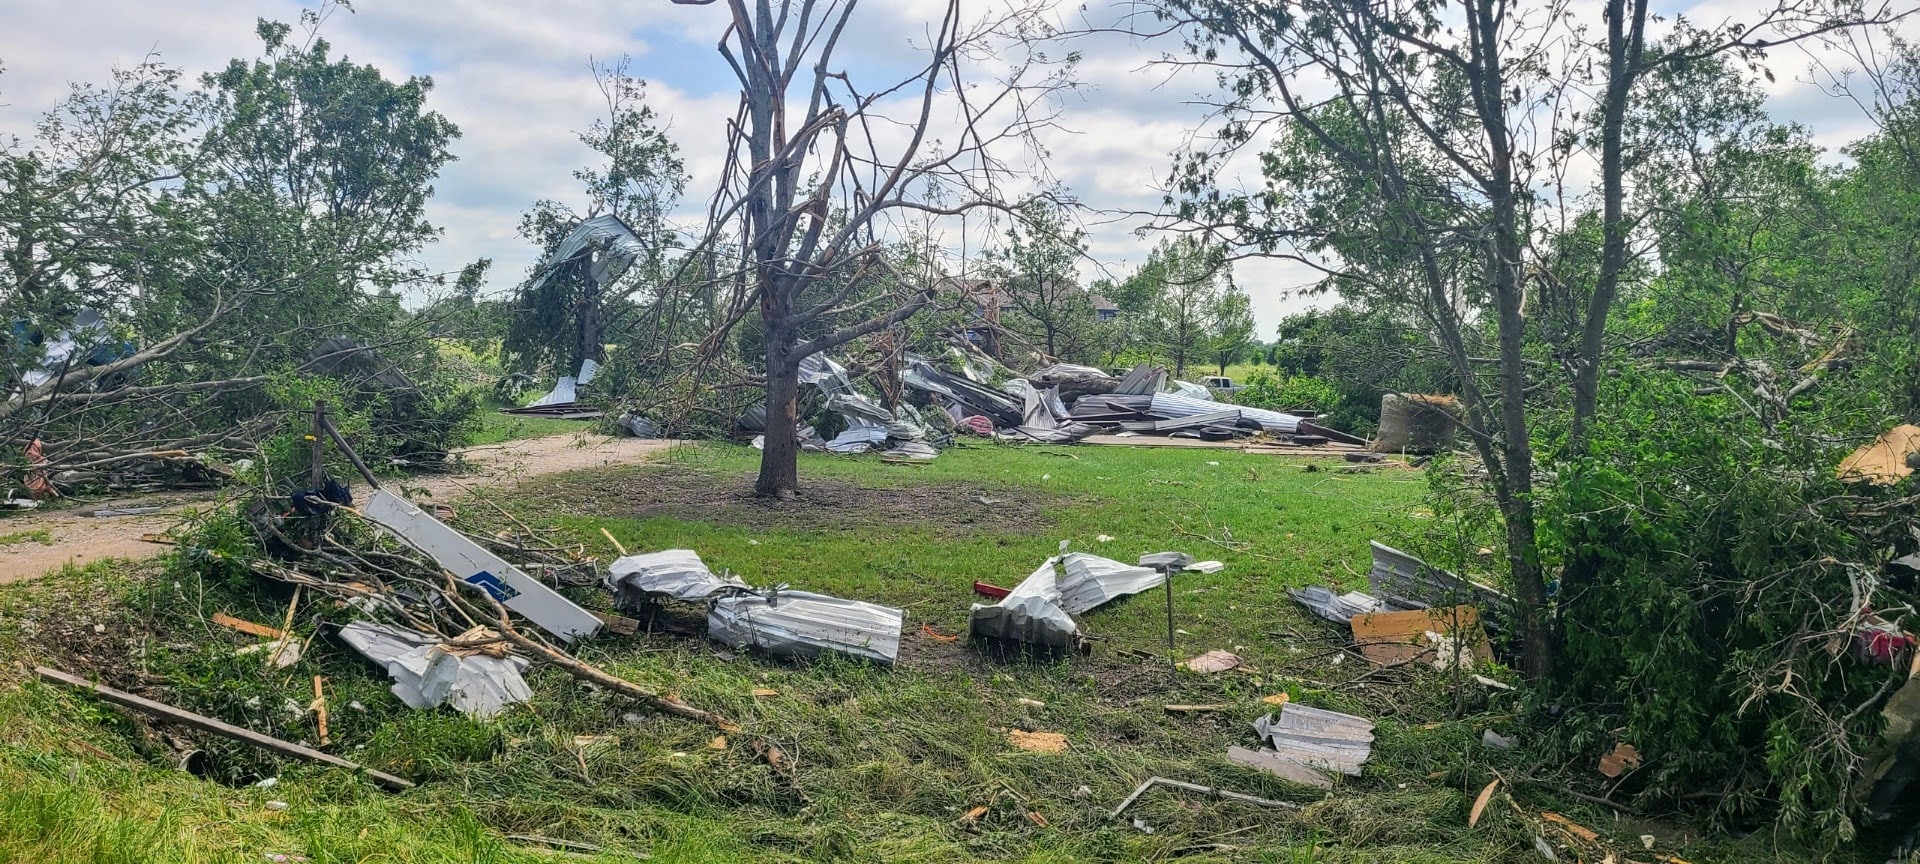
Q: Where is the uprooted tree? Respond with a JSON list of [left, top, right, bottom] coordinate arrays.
[[674, 0, 1072, 498]]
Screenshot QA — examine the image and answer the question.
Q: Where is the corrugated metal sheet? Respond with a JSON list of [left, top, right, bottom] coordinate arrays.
[[1148, 393, 1303, 433], [1252, 704, 1375, 778], [1288, 586, 1387, 624], [1057, 552, 1165, 614], [1367, 541, 1514, 631], [710, 589, 904, 665], [606, 549, 747, 605]]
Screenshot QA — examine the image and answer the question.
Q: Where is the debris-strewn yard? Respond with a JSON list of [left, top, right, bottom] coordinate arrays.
[[0, 444, 1835, 862]]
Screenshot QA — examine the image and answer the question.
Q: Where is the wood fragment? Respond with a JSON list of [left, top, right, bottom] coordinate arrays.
[[959, 805, 988, 824], [919, 623, 959, 642], [1542, 812, 1599, 843], [310, 676, 329, 747], [1163, 704, 1230, 713], [267, 588, 302, 668], [1598, 743, 1642, 778], [594, 611, 641, 637], [1468, 778, 1500, 827], [751, 688, 779, 698], [212, 612, 284, 640], [1007, 730, 1068, 753], [1260, 693, 1291, 706], [1025, 810, 1048, 827], [1110, 776, 1299, 818], [599, 527, 629, 556], [33, 666, 411, 790], [138, 533, 176, 545], [506, 834, 649, 860]]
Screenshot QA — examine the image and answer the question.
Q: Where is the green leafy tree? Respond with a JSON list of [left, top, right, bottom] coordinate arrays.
[[984, 199, 1099, 363]]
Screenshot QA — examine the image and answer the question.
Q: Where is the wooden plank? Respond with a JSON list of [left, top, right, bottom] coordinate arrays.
[[33, 666, 413, 790], [211, 612, 283, 640], [1349, 605, 1490, 666]]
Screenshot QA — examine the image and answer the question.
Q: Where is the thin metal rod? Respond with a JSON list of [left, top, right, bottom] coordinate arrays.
[[1110, 776, 1298, 819]]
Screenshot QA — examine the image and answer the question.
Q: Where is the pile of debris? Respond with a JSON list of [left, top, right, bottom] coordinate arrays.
[[1287, 541, 1508, 671], [720, 348, 1374, 463]]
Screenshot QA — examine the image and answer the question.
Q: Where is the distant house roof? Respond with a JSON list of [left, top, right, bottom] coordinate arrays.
[[1090, 294, 1119, 312]]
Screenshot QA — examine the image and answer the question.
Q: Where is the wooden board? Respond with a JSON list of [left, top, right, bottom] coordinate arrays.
[[1349, 605, 1491, 666], [1838, 424, 1920, 484], [34, 666, 412, 790]]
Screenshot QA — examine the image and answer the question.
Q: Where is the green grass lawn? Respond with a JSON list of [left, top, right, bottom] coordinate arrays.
[[0, 443, 1845, 863], [469, 408, 601, 447]]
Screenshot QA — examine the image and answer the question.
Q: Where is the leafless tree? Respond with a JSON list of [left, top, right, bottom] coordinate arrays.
[[674, 0, 1072, 498]]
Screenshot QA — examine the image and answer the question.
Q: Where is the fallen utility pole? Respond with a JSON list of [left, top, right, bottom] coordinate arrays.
[[34, 666, 413, 791], [1109, 776, 1298, 819]]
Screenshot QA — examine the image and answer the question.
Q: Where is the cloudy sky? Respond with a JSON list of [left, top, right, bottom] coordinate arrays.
[[0, 0, 1908, 336]]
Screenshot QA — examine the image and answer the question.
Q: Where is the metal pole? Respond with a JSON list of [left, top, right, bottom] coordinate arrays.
[[1163, 565, 1177, 673]]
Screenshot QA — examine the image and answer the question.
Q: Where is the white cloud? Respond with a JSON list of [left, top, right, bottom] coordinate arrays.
[[3, 0, 1914, 336]]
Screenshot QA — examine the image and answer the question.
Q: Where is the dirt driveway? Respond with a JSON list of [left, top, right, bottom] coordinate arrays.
[[0, 432, 681, 584]]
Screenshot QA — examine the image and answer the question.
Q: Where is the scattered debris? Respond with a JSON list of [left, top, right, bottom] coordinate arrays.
[[361, 488, 602, 642], [1008, 729, 1068, 754], [751, 688, 780, 698], [1185, 560, 1225, 573], [1598, 742, 1643, 778], [1016, 697, 1046, 708], [1469, 778, 1501, 826], [212, 612, 284, 640], [1288, 586, 1387, 624], [1368, 541, 1515, 632], [34, 666, 413, 790], [1482, 729, 1518, 750], [236, 637, 304, 670], [506, 833, 650, 861], [1164, 703, 1229, 713], [1181, 650, 1242, 674], [605, 549, 748, 607], [1261, 693, 1291, 706], [1542, 812, 1599, 843]]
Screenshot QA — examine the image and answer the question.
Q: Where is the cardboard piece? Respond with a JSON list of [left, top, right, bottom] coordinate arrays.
[[1349, 605, 1490, 667]]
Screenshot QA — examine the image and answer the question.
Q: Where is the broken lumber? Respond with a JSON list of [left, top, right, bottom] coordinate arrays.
[[33, 666, 412, 791]]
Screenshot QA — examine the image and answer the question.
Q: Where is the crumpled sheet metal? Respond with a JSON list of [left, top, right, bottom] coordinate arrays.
[[1288, 586, 1388, 624], [709, 590, 904, 665], [528, 358, 600, 408], [1367, 541, 1515, 631], [998, 380, 1100, 444], [1252, 703, 1376, 777], [1149, 393, 1301, 433], [338, 622, 533, 719], [969, 558, 1080, 649], [606, 549, 748, 604], [1057, 552, 1165, 614], [527, 215, 646, 294]]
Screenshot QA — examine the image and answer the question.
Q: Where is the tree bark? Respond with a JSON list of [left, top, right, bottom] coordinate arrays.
[[755, 336, 801, 499]]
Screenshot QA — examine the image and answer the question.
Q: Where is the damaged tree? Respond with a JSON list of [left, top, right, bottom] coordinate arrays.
[[1153, 0, 1904, 679], [680, 0, 1071, 498]]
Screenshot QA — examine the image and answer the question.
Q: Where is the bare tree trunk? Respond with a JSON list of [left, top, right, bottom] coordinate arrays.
[[576, 272, 608, 370], [755, 332, 801, 499]]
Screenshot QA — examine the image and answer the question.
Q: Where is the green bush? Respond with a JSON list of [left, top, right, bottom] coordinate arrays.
[[1238, 370, 1342, 415], [1542, 368, 1916, 845]]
